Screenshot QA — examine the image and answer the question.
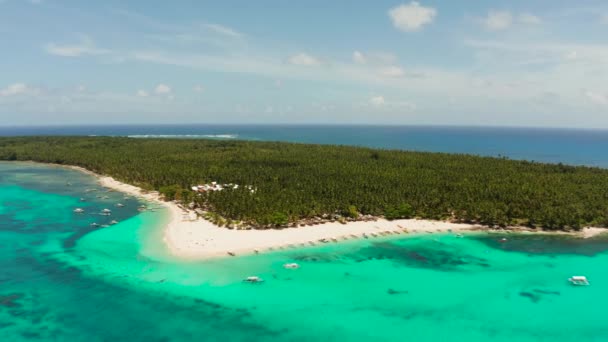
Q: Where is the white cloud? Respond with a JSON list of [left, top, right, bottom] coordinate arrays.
[[45, 35, 110, 57], [287, 53, 322, 66], [379, 66, 405, 78], [204, 23, 242, 38], [388, 2, 437, 32], [0, 83, 42, 97], [353, 51, 366, 64], [352, 51, 397, 65], [564, 50, 578, 61], [482, 11, 542, 30], [136, 90, 149, 97], [370, 96, 386, 106], [483, 11, 513, 30], [193, 85, 204, 92], [519, 13, 542, 25], [0, 83, 28, 97], [585, 91, 608, 105], [154, 84, 172, 95]]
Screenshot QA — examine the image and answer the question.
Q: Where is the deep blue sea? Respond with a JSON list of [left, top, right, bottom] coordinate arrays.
[[1, 125, 607, 167]]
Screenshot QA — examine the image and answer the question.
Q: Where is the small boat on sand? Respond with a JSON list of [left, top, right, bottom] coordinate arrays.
[[243, 276, 264, 283], [283, 263, 300, 269], [73, 208, 85, 213], [569, 276, 590, 286]]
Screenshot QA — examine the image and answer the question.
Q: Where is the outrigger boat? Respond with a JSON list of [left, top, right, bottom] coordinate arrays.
[[568, 276, 590, 286], [243, 276, 264, 283]]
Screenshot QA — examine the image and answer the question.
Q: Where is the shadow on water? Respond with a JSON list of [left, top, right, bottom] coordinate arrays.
[[471, 233, 608, 256]]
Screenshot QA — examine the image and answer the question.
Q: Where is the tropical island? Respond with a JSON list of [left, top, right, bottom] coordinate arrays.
[[1, 136, 607, 233]]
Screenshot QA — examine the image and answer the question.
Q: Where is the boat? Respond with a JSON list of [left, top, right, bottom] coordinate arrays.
[[243, 276, 264, 283], [110, 220, 118, 225], [455, 233, 464, 238], [79, 198, 86, 202], [568, 276, 590, 286], [283, 263, 300, 269], [90, 223, 99, 227], [115, 203, 125, 207], [101, 209, 112, 213], [73, 208, 85, 213]]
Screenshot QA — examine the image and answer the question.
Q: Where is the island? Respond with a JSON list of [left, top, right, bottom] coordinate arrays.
[[1, 136, 606, 258]]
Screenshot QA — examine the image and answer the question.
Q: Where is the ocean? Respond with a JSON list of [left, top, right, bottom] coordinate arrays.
[[2, 162, 608, 341], [1, 124, 607, 167]]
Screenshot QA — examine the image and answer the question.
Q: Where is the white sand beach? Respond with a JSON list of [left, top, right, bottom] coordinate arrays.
[[66, 164, 607, 260]]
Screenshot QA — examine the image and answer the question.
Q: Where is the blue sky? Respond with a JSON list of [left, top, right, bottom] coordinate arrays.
[[1, 0, 608, 127]]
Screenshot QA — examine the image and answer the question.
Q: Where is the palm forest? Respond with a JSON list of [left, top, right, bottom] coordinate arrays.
[[1, 136, 607, 230]]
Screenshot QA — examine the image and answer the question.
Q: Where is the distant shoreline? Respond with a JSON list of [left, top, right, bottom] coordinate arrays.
[[13, 161, 603, 260]]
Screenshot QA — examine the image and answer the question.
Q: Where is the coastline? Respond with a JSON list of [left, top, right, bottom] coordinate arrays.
[[24, 162, 608, 260]]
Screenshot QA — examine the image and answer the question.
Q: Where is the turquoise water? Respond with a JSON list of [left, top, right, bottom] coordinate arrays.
[[2, 125, 608, 167], [2, 162, 608, 341]]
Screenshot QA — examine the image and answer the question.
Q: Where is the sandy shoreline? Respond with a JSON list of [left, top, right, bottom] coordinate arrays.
[[36, 162, 608, 259]]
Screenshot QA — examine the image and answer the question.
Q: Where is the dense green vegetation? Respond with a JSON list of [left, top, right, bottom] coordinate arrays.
[[1, 136, 607, 230]]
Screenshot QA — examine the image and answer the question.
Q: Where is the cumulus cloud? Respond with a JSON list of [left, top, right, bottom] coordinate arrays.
[[287, 53, 322, 66], [370, 96, 386, 106], [388, 2, 437, 32], [45, 34, 110, 57], [154, 84, 172, 95]]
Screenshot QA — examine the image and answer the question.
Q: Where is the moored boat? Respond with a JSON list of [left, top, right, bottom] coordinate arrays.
[[568, 276, 590, 286], [243, 276, 264, 283], [73, 208, 85, 213], [283, 263, 300, 269]]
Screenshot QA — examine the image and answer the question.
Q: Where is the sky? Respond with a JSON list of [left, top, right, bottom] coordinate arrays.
[[1, 0, 608, 128]]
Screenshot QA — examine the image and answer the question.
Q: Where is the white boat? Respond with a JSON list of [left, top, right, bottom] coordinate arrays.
[[110, 220, 118, 225], [455, 233, 464, 238], [283, 263, 300, 269], [90, 223, 99, 227], [243, 276, 264, 283], [73, 208, 85, 213], [568, 276, 590, 286], [102, 209, 112, 213], [115, 203, 125, 207]]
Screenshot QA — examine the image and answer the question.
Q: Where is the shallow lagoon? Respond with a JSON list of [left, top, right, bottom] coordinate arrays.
[[1, 162, 608, 341]]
